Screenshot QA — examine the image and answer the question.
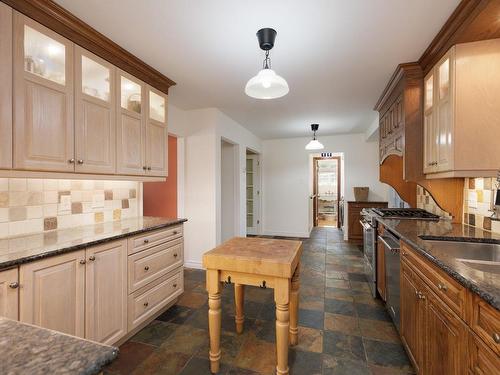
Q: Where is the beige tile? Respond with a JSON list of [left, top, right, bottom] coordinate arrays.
[[113, 209, 121, 220], [9, 206, 27, 221], [94, 180, 104, 190], [71, 190, 83, 202], [0, 223, 8, 237], [0, 192, 8, 208], [0, 208, 8, 223], [58, 179, 71, 190], [94, 212, 104, 223], [9, 179, 27, 192], [43, 204, 58, 217], [44, 191, 58, 204], [9, 219, 43, 235], [27, 206, 43, 219], [28, 192, 43, 205], [491, 220, 500, 235], [71, 202, 83, 214], [0, 178, 8, 191], [57, 215, 74, 229], [71, 180, 83, 190], [82, 180, 94, 190], [27, 179, 43, 191], [9, 192, 29, 207], [43, 179, 58, 191]]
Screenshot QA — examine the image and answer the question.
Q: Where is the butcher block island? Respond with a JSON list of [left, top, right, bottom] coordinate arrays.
[[203, 237, 303, 375], [0, 216, 186, 350]]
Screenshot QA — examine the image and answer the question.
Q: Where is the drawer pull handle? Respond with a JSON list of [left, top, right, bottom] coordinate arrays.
[[144, 266, 150, 271], [174, 253, 178, 258], [493, 333, 500, 344], [79, 259, 86, 265], [173, 231, 178, 235], [437, 283, 447, 292], [173, 283, 177, 288], [89, 256, 96, 261], [417, 291, 426, 300], [143, 302, 149, 307], [144, 239, 149, 244], [9, 282, 19, 289]]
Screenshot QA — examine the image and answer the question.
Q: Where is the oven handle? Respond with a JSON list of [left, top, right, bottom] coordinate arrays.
[[359, 220, 373, 230], [378, 235, 401, 253]]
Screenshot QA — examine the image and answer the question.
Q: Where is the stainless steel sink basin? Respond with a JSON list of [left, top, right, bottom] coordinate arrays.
[[422, 239, 500, 274]]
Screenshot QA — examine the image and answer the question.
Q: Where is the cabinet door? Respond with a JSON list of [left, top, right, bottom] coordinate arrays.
[[376, 239, 386, 301], [145, 87, 168, 177], [116, 70, 146, 175], [468, 330, 500, 375], [435, 51, 454, 173], [85, 240, 127, 345], [75, 46, 116, 174], [423, 72, 437, 173], [20, 251, 85, 337], [13, 12, 75, 172], [0, 268, 19, 320], [400, 261, 423, 373], [0, 3, 12, 170], [424, 285, 467, 375]]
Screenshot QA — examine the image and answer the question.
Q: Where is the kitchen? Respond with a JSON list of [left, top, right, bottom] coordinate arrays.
[[0, 1, 499, 374]]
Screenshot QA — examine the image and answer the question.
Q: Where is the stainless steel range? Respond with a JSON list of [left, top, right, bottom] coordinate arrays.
[[360, 207, 440, 330]]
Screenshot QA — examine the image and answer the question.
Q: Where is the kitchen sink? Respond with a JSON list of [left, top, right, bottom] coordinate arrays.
[[421, 239, 500, 274]]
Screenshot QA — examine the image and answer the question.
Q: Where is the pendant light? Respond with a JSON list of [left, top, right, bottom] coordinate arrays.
[[305, 124, 324, 150], [245, 28, 289, 99]]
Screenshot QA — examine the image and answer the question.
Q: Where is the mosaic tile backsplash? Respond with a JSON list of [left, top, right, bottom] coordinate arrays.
[[463, 177, 500, 234], [416, 185, 452, 219], [0, 179, 141, 237]]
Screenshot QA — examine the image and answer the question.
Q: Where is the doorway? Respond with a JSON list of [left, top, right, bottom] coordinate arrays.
[[246, 149, 260, 235], [313, 157, 341, 228], [221, 139, 238, 242]]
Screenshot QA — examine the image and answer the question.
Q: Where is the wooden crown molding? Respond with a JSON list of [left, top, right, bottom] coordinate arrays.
[[2, 0, 176, 94]]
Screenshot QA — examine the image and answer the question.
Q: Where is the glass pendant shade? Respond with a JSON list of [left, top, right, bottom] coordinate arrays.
[[245, 68, 289, 99], [305, 139, 324, 150]]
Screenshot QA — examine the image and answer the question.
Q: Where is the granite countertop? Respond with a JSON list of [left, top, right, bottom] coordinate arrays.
[[347, 201, 388, 204], [0, 216, 187, 270], [377, 217, 500, 310], [0, 317, 117, 375]]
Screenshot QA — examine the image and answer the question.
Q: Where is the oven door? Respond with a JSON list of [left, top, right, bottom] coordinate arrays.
[[360, 219, 376, 297]]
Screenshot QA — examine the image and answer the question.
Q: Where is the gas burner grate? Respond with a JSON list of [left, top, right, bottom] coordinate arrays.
[[371, 208, 440, 220]]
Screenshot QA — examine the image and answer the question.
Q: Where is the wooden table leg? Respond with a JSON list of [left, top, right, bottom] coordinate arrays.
[[289, 263, 300, 346], [207, 269, 221, 374], [234, 283, 245, 334], [275, 278, 290, 375]]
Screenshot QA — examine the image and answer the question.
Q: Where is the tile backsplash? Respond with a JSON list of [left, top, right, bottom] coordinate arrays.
[[416, 185, 452, 219], [0, 178, 142, 237], [463, 177, 500, 234]]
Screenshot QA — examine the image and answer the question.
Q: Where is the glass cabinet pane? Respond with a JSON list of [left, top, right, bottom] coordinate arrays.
[[82, 56, 110, 101], [425, 75, 433, 110], [439, 59, 449, 99], [24, 25, 65, 85], [121, 76, 141, 113], [149, 90, 165, 122]]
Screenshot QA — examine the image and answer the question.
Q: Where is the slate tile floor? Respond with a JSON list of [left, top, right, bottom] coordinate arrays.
[[105, 227, 414, 375]]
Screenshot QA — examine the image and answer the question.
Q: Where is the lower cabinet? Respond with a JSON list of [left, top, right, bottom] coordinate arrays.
[[85, 240, 127, 345], [468, 329, 500, 374], [0, 268, 19, 320], [20, 250, 86, 337]]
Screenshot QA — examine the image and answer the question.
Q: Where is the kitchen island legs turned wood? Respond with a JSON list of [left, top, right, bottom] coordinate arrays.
[[275, 277, 290, 375], [207, 269, 222, 374], [289, 264, 300, 346], [235, 284, 245, 334]]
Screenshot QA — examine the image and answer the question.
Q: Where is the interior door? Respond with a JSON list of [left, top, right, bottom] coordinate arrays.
[[314, 157, 341, 228], [246, 155, 260, 235]]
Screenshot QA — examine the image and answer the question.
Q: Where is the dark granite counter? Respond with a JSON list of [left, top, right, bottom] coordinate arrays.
[[0, 216, 187, 270], [0, 317, 117, 375], [376, 217, 500, 310]]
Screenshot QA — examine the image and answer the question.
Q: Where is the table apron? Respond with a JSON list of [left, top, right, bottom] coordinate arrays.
[[218, 270, 284, 289]]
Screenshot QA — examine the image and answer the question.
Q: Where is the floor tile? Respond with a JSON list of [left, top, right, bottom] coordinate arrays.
[[132, 350, 191, 375], [323, 331, 366, 362], [359, 318, 401, 343], [294, 326, 323, 353], [368, 364, 416, 374], [177, 291, 207, 309], [363, 339, 413, 370], [233, 333, 277, 374], [324, 312, 361, 336], [244, 286, 274, 303], [158, 324, 209, 355], [178, 356, 228, 375], [326, 279, 351, 289], [288, 349, 322, 374], [130, 320, 178, 347], [350, 281, 372, 293], [253, 318, 276, 343], [104, 341, 155, 374], [156, 305, 196, 325], [323, 355, 370, 375], [298, 308, 324, 329], [325, 287, 354, 302], [299, 293, 325, 311], [325, 298, 356, 316], [355, 303, 392, 322], [348, 272, 368, 282]]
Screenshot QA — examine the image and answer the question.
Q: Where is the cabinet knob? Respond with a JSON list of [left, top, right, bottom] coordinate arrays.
[[143, 239, 149, 244], [79, 259, 86, 265], [89, 255, 96, 261], [417, 291, 426, 300], [143, 166, 147, 170], [68, 158, 75, 164], [493, 333, 500, 344], [8, 282, 19, 289], [143, 302, 149, 307], [173, 253, 178, 258], [437, 283, 447, 292], [147, 166, 151, 171], [173, 231, 178, 235], [144, 266, 150, 271], [173, 283, 177, 288], [77, 159, 84, 164]]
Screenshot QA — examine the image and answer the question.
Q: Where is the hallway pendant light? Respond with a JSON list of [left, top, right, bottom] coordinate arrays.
[[245, 28, 289, 99], [305, 124, 324, 151]]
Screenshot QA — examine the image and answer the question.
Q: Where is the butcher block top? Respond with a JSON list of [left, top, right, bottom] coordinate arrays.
[[202, 237, 303, 278]]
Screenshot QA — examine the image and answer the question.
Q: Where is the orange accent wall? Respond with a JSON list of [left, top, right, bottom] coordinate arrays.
[[143, 135, 177, 218]]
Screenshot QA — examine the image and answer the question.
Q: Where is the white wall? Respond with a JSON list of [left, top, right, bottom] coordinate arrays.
[[262, 133, 387, 238], [221, 140, 237, 242]]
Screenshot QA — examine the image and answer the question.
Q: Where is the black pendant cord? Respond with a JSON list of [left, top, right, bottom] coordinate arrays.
[[262, 50, 271, 69]]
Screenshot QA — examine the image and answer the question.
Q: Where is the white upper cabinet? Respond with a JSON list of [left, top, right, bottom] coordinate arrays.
[[423, 39, 500, 178], [13, 12, 75, 172], [75, 46, 116, 174], [146, 87, 168, 177], [0, 3, 12, 170]]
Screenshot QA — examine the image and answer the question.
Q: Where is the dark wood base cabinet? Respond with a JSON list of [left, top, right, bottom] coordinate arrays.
[[400, 241, 500, 374], [347, 201, 387, 244]]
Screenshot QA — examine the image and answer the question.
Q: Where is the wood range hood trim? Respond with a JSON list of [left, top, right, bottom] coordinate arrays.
[[1, 0, 176, 94]]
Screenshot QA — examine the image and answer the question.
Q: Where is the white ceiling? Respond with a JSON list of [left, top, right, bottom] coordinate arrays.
[[55, 0, 459, 139]]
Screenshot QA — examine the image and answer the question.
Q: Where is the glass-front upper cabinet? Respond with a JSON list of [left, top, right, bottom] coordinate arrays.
[[81, 55, 110, 101], [424, 74, 433, 111], [149, 89, 166, 122], [438, 58, 450, 100], [24, 24, 66, 85], [121, 76, 142, 113]]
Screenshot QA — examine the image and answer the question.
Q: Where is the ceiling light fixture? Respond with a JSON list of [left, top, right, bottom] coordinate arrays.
[[245, 28, 289, 100], [305, 124, 324, 151]]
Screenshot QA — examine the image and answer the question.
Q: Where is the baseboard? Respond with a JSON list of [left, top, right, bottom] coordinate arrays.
[[262, 230, 310, 239], [184, 260, 203, 269]]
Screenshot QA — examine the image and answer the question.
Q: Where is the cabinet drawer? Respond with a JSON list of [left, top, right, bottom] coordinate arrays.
[[470, 294, 500, 356], [401, 241, 466, 318], [128, 238, 183, 293], [128, 226, 183, 255], [128, 269, 183, 330], [468, 329, 500, 374]]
